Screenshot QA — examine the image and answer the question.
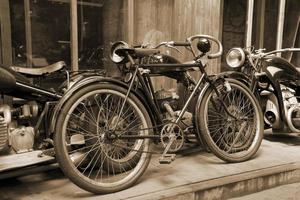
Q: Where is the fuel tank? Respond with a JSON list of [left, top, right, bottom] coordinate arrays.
[[0, 66, 59, 101], [262, 56, 300, 84], [0, 66, 17, 93]]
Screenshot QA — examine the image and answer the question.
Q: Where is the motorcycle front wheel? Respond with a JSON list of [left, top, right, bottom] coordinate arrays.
[[54, 83, 152, 194], [197, 78, 263, 162]]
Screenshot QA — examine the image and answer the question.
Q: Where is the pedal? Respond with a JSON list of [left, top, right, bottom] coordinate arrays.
[[159, 154, 176, 164]]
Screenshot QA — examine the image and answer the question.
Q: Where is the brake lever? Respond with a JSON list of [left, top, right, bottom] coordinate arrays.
[[165, 44, 183, 55]]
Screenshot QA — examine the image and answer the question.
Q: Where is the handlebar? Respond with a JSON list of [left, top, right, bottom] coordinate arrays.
[[250, 48, 300, 58], [154, 41, 189, 48], [154, 35, 223, 59], [173, 41, 190, 47], [187, 34, 223, 59], [263, 48, 300, 56]]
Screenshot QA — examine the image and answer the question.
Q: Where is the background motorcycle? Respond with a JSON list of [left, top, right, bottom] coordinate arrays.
[[53, 34, 263, 194], [225, 47, 300, 134], [0, 61, 104, 178]]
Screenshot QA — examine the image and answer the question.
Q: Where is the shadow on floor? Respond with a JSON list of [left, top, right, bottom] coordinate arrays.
[[264, 131, 300, 146]]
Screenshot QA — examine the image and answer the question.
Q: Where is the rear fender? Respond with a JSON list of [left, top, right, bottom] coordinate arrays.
[[49, 76, 156, 133]]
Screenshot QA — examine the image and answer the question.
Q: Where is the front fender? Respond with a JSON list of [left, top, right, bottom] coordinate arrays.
[[216, 71, 251, 86], [194, 76, 228, 148], [49, 76, 156, 133], [194, 76, 244, 147]]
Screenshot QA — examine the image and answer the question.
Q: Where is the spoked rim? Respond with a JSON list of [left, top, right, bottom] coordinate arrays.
[[203, 82, 260, 159], [60, 89, 150, 188]]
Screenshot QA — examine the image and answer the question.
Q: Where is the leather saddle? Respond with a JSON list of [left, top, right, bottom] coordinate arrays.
[[10, 61, 66, 76]]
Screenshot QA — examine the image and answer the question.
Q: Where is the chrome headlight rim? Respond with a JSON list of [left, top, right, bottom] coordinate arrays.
[[226, 47, 246, 68]]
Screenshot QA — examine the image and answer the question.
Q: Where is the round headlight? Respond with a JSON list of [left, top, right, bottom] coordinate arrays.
[[110, 41, 129, 64], [226, 48, 245, 68]]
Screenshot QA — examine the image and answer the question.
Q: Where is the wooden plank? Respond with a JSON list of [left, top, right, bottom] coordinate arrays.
[[24, 0, 32, 67], [256, 0, 266, 49], [131, 0, 223, 90], [155, 0, 174, 90], [246, 0, 254, 47], [276, 0, 286, 56], [127, 0, 135, 44], [70, 0, 79, 71], [0, 0, 12, 66]]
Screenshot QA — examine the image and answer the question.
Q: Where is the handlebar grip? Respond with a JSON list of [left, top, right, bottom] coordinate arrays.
[[173, 42, 190, 47]]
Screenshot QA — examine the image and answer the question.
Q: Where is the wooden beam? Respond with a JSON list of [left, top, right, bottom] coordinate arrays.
[[256, 0, 265, 48], [70, 0, 78, 71], [246, 0, 254, 47], [24, 0, 32, 67], [276, 0, 286, 56], [288, 16, 300, 61], [0, 0, 12, 66], [127, 0, 134, 44]]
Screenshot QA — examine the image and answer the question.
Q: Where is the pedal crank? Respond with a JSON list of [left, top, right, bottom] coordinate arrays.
[[159, 133, 177, 164]]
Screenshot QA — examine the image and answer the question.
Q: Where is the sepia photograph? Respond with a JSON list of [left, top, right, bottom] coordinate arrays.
[[0, 0, 299, 199]]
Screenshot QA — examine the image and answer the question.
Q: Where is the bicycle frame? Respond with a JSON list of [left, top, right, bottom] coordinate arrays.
[[113, 55, 232, 141]]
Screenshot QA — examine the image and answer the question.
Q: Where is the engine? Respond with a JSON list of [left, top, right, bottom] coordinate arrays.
[[264, 85, 300, 132], [0, 102, 38, 153], [155, 89, 193, 130], [282, 86, 300, 133]]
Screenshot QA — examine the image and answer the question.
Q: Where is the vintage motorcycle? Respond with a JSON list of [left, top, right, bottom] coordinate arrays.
[[51, 34, 263, 194], [225, 47, 300, 134], [0, 61, 105, 176]]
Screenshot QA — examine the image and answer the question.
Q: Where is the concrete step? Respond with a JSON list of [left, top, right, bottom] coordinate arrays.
[[1, 136, 300, 200]]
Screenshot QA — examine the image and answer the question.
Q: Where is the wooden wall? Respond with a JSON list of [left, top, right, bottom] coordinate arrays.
[[102, 0, 223, 89], [0, 0, 12, 66], [131, 0, 223, 89]]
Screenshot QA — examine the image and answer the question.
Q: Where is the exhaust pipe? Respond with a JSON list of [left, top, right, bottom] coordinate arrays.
[[264, 99, 280, 129], [286, 106, 300, 133]]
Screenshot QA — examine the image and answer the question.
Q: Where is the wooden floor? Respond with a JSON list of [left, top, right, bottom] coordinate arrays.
[[1, 133, 300, 200]]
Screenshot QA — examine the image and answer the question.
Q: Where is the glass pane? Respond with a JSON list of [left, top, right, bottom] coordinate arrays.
[[10, 0, 26, 66], [77, 0, 104, 70], [30, 0, 70, 67], [77, 0, 126, 72], [10, 0, 71, 67]]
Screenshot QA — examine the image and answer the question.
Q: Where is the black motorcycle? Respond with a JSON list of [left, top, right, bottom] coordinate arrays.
[[52, 34, 263, 194], [0, 61, 104, 176], [225, 47, 300, 133]]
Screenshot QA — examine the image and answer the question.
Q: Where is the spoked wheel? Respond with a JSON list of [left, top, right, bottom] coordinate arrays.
[[54, 83, 152, 194], [197, 78, 263, 162]]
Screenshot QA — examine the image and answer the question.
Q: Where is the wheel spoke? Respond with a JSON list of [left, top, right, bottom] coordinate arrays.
[[56, 86, 151, 193]]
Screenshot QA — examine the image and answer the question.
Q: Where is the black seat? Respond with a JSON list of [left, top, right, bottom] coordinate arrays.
[[10, 61, 66, 76], [0, 65, 30, 84], [115, 48, 160, 58]]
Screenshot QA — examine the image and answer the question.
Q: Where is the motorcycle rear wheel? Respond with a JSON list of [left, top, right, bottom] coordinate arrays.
[[197, 78, 263, 162], [54, 83, 152, 194]]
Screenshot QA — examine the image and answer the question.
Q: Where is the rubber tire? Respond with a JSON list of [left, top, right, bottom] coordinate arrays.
[[198, 78, 263, 162], [54, 83, 152, 194]]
